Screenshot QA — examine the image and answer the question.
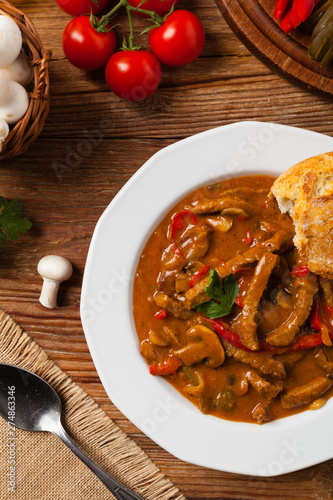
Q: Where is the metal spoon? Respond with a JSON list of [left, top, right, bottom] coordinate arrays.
[[0, 363, 144, 500]]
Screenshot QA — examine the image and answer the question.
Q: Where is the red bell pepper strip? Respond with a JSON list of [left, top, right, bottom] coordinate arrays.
[[149, 355, 182, 376], [206, 318, 252, 351], [291, 0, 315, 27], [170, 210, 198, 239], [291, 265, 310, 277], [155, 309, 168, 320], [275, 0, 292, 20], [190, 265, 210, 288], [287, 331, 333, 351]]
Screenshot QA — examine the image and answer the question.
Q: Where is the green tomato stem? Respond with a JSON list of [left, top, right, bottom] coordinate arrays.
[[126, 5, 135, 50], [95, 0, 163, 32]]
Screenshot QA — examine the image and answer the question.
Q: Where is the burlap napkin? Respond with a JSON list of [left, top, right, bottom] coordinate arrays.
[[0, 309, 186, 499]]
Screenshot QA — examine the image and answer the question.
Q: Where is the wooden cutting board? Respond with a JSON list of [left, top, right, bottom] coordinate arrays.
[[215, 0, 333, 95]]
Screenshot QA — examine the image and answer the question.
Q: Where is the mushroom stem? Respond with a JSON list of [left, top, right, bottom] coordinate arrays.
[[39, 278, 60, 309]]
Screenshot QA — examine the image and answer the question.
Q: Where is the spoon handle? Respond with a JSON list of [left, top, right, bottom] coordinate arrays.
[[55, 423, 145, 500]]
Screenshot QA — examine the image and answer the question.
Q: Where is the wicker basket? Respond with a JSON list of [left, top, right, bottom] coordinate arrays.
[[0, 1, 51, 160]]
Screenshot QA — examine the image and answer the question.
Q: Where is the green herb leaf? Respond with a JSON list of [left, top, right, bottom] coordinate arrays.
[[0, 197, 32, 250], [193, 270, 239, 319]]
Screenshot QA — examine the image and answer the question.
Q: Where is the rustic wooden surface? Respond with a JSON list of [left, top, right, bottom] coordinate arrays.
[[2, 0, 333, 498], [216, 0, 333, 95]]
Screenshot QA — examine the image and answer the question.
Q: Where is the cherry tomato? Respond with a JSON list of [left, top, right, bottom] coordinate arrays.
[[149, 10, 205, 67], [54, 0, 109, 16], [105, 50, 162, 102], [63, 16, 116, 70], [127, 0, 177, 18]]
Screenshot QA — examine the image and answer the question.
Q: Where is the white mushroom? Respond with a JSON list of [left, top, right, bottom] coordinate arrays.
[[0, 118, 9, 151], [0, 70, 8, 100], [2, 53, 33, 86], [37, 255, 73, 309], [0, 16, 22, 68], [206, 215, 233, 232], [0, 80, 29, 124]]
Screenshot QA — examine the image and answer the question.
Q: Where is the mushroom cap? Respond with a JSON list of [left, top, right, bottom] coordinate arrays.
[[2, 53, 33, 87], [37, 255, 73, 282], [0, 80, 29, 125], [0, 16, 22, 68], [0, 70, 8, 100], [0, 117, 9, 142]]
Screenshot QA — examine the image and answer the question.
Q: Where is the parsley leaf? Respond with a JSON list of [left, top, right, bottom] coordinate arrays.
[[0, 197, 32, 250], [193, 269, 239, 319]]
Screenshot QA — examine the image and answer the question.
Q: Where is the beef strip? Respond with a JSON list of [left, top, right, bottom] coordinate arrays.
[[315, 349, 333, 374], [179, 226, 211, 261], [154, 292, 190, 320], [191, 196, 257, 215], [266, 274, 318, 346], [240, 253, 280, 350], [223, 341, 286, 378], [276, 351, 306, 370], [281, 377, 332, 409], [185, 230, 293, 309], [245, 369, 283, 398]]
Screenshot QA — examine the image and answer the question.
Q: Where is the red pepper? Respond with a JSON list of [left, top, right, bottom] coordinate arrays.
[[237, 216, 249, 222], [243, 231, 253, 245], [280, 7, 294, 33], [274, 0, 291, 19], [155, 309, 168, 320], [280, 0, 321, 32], [206, 318, 252, 351], [170, 210, 198, 239], [291, 265, 310, 277], [235, 295, 244, 308], [291, 0, 314, 27], [221, 259, 226, 266], [190, 265, 210, 289], [149, 355, 182, 376], [287, 331, 333, 351]]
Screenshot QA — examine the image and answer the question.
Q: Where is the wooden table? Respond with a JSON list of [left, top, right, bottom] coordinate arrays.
[[3, 1, 333, 498]]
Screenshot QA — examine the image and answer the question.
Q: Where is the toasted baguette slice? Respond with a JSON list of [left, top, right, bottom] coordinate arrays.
[[271, 152, 333, 279]]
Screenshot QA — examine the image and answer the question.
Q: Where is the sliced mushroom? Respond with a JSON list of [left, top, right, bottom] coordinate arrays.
[[149, 329, 171, 347], [221, 207, 248, 217], [140, 340, 157, 364], [206, 215, 233, 232], [163, 326, 181, 347], [184, 370, 205, 397], [173, 325, 225, 368]]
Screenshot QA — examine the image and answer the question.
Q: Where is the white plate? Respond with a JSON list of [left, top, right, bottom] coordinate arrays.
[[81, 122, 333, 477]]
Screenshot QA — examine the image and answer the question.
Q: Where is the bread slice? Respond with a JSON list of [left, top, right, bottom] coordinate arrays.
[[271, 152, 333, 279]]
